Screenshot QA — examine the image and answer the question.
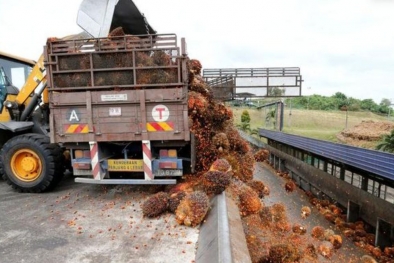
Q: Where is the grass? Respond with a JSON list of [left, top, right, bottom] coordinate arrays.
[[232, 107, 392, 143]]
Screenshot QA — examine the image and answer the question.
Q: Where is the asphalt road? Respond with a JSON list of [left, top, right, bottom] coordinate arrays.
[[0, 174, 198, 263]]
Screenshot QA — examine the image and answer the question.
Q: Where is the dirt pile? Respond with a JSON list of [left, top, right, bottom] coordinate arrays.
[[337, 120, 394, 148]]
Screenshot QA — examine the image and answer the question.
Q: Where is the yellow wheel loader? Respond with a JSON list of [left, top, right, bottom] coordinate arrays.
[[0, 0, 155, 192]]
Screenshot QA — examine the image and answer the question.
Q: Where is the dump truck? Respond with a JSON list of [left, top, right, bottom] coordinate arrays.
[[46, 33, 193, 185], [0, 0, 193, 192]]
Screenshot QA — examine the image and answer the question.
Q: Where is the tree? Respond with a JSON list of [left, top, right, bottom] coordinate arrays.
[[237, 110, 251, 132], [332, 92, 348, 109], [268, 87, 285, 97], [376, 129, 394, 153], [360, 99, 377, 111], [347, 97, 361, 111], [333, 92, 347, 100], [380, 98, 392, 107], [241, 110, 251, 123]]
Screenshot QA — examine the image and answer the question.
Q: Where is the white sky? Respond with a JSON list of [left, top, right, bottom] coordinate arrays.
[[0, 0, 393, 103]]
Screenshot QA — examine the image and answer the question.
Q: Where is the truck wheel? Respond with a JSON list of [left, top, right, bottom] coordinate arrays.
[[0, 134, 64, 192]]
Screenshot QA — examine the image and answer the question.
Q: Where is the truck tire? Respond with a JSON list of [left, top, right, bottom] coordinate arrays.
[[0, 134, 64, 192]]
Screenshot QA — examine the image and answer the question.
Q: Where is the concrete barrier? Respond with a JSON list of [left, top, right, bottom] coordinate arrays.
[[196, 192, 252, 263]]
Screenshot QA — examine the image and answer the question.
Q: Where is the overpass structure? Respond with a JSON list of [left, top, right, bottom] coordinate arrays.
[[203, 67, 303, 101], [258, 128, 394, 248]]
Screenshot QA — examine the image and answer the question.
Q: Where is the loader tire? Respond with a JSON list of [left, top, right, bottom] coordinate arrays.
[[0, 134, 64, 193]]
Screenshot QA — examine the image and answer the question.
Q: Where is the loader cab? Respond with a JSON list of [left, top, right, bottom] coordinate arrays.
[[0, 67, 18, 114], [0, 67, 6, 110], [0, 51, 34, 120]]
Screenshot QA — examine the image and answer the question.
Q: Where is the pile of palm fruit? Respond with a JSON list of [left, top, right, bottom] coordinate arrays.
[[137, 32, 393, 263], [141, 56, 265, 227]]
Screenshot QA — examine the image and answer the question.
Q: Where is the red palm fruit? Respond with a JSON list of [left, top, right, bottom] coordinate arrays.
[[188, 59, 202, 75], [271, 203, 287, 222], [284, 180, 296, 192], [311, 226, 325, 240], [212, 132, 230, 153], [202, 170, 231, 195], [328, 234, 343, 249], [168, 191, 187, 213], [209, 158, 232, 173], [254, 149, 270, 162], [318, 241, 334, 258], [304, 244, 318, 260], [301, 206, 311, 219], [238, 186, 262, 217], [141, 192, 169, 218], [188, 91, 208, 115], [167, 181, 196, 195], [246, 180, 266, 198], [292, 224, 307, 235], [175, 191, 210, 227], [268, 243, 301, 263], [259, 206, 273, 225], [360, 255, 378, 263]]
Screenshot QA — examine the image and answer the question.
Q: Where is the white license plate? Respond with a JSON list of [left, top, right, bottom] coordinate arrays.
[[155, 169, 183, 177]]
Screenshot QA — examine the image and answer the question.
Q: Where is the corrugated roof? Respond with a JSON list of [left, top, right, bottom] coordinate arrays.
[[259, 129, 394, 181]]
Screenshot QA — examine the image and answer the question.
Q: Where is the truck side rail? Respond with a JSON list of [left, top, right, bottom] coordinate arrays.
[[45, 34, 188, 92]]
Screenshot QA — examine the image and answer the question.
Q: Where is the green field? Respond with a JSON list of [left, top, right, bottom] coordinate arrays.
[[232, 106, 391, 142]]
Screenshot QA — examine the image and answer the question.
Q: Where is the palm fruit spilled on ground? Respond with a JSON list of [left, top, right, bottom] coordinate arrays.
[[238, 185, 262, 217], [303, 243, 318, 261], [168, 191, 187, 213], [259, 206, 273, 226], [311, 225, 325, 240], [323, 228, 335, 240], [141, 192, 169, 217], [271, 203, 287, 222], [227, 179, 263, 217], [246, 180, 266, 198], [292, 223, 307, 235], [360, 255, 378, 263], [242, 213, 272, 261], [254, 149, 270, 162], [175, 191, 210, 227], [267, 243, 301, 263], [284, 180, 296, 192], [301, 206, 311, 219], [201, 170, 231, 195], [300, 188, 390, 260], [318, 241, 334, 258], [166, 180, 197, 195], [270, 203, 292, 232], [328, 234, 343, 249]]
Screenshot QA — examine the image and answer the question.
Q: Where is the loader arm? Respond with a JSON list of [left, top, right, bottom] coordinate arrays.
[[14, 55, 47, 106]]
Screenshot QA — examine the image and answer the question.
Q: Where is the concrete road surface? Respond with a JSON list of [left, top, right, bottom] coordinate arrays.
[[0, 174, 198, 263], [255, 162, 368, 262]]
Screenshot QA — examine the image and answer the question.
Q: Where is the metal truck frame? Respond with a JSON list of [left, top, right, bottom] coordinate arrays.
[[45, 33, 194, 185]]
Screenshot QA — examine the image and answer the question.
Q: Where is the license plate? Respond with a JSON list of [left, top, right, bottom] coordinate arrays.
[[155, 169, 183, 177], [73, 169, 92, 176]]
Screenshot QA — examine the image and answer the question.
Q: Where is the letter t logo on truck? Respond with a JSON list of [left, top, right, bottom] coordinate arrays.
[[152, 105, 169, 122]]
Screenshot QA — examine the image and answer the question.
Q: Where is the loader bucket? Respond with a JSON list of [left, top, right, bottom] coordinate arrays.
[[77, 0, 156, 38]]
